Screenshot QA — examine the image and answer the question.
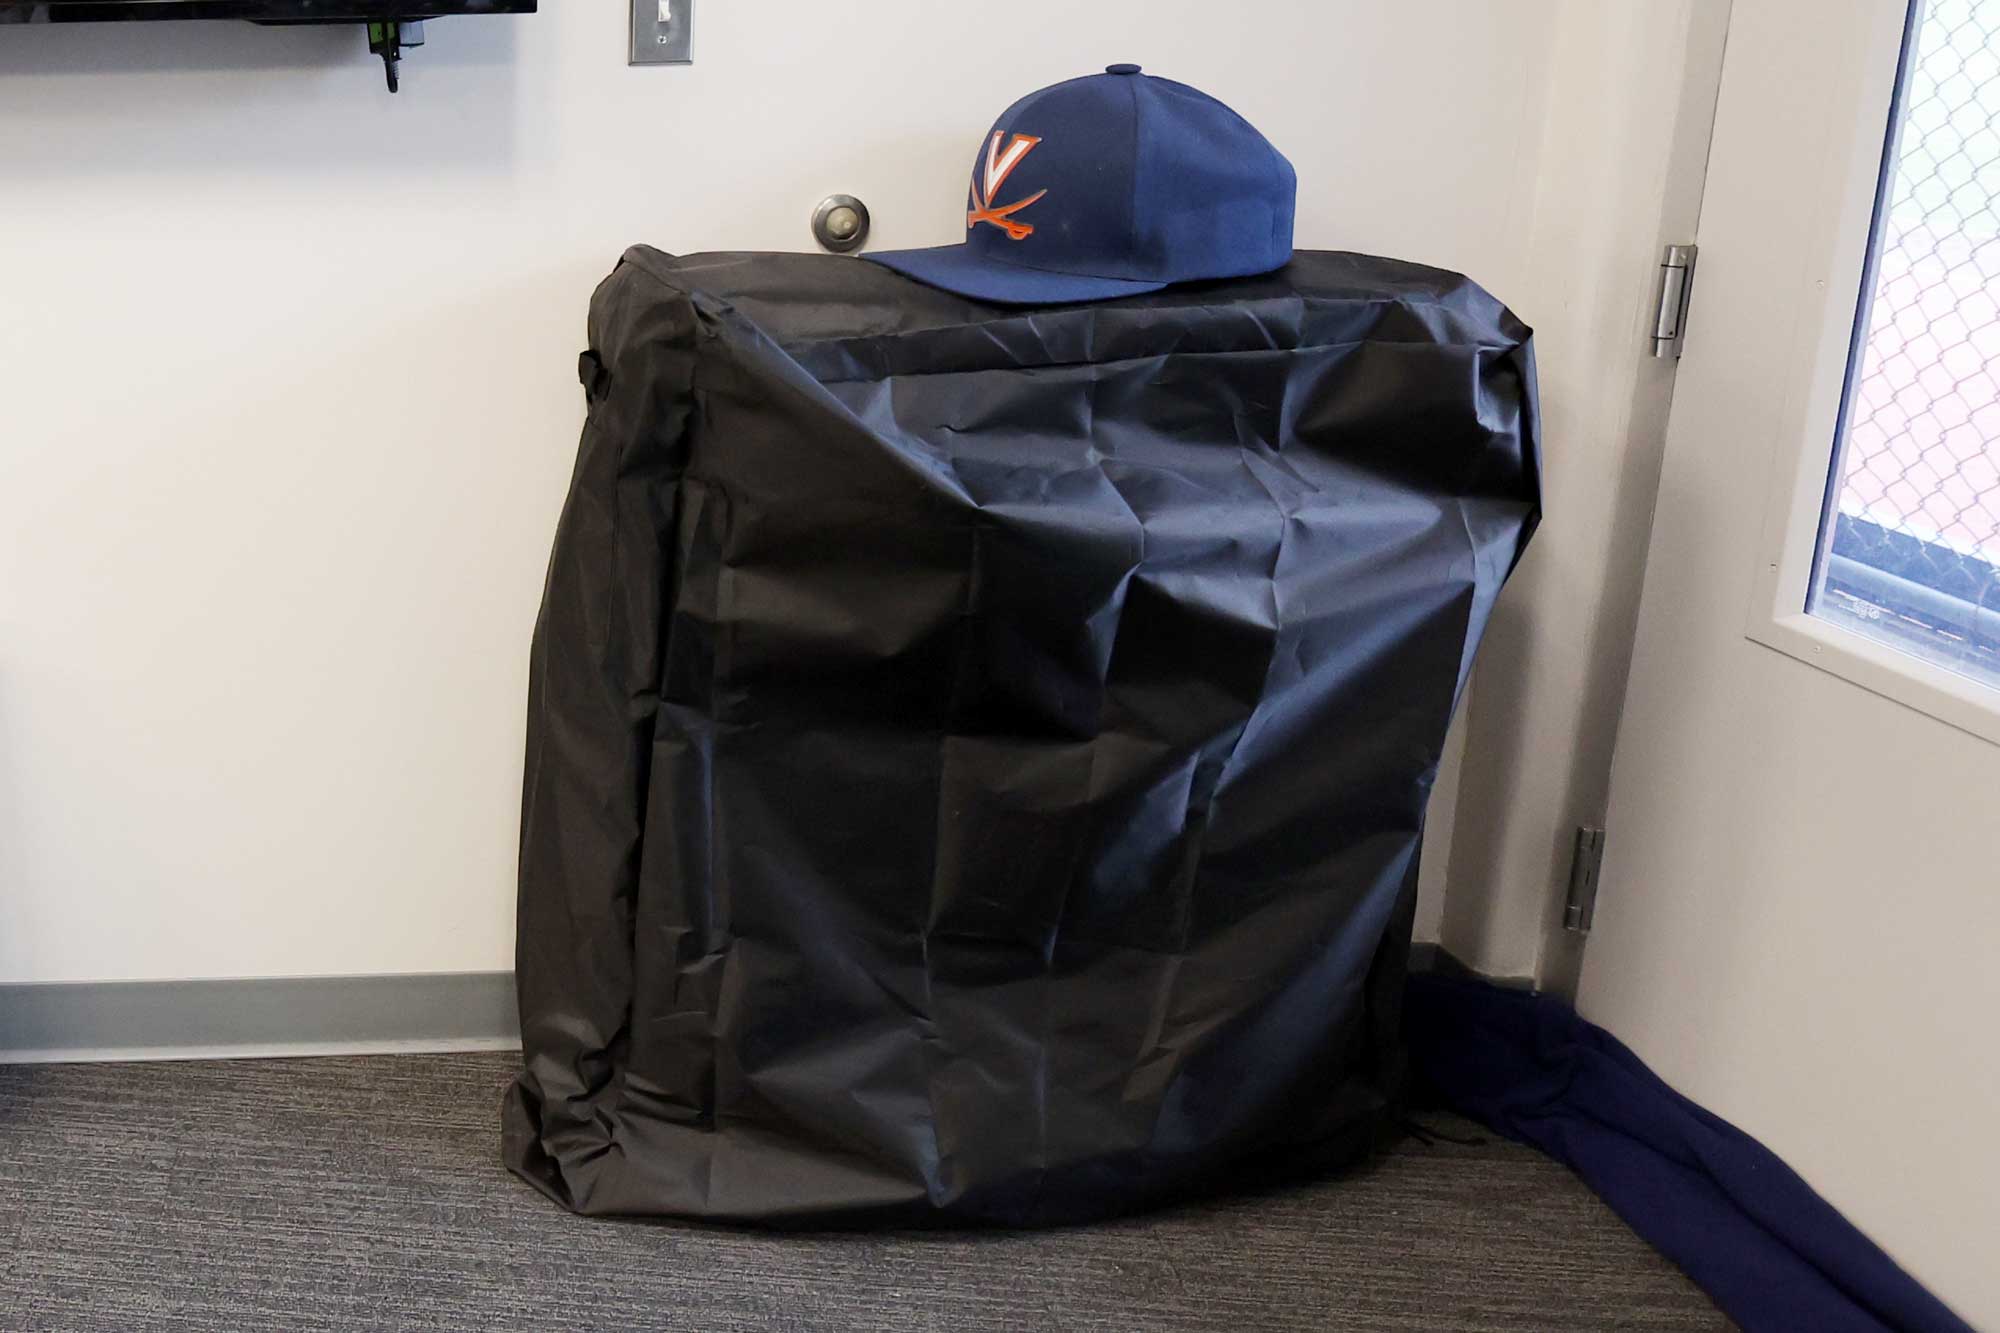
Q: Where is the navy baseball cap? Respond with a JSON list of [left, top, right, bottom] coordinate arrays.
[[865, 64, 1296, 305]]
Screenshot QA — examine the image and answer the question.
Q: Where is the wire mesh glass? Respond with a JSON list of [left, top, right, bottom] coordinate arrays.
[[1813, 0, 2000, 690]]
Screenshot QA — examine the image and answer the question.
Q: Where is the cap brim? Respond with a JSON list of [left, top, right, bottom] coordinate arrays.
[[863, 245, 1167, 306]]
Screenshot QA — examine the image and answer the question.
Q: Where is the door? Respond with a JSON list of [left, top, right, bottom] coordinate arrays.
[[1580, 0, 2000, 1323]]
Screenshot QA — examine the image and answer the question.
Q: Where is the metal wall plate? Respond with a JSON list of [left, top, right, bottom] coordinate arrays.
[[631, 0, 692, 65]]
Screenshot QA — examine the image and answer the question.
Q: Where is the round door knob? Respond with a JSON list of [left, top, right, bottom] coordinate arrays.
[[812, 194, 871, 254]]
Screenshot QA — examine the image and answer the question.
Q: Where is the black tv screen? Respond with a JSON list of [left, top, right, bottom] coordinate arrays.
[[0, 2, 535, 17], [0, 1, 537, 90]]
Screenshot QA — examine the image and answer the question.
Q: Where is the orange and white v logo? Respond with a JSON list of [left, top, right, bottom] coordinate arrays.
[[968, 132, 1046, 240]]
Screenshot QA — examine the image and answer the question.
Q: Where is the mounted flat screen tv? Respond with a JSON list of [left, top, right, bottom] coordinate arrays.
[[0, 1, 537, 91]]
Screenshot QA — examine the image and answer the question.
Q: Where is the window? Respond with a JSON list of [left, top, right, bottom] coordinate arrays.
[[1812, 0, 2000, 691]]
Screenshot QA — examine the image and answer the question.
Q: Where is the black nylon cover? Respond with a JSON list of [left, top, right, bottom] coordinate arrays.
[[503, 247, 1540, 1226]]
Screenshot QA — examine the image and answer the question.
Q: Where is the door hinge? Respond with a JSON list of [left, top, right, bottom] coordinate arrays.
[[1563, 826, 1606, 934], [1650, 243, 1698, 359]]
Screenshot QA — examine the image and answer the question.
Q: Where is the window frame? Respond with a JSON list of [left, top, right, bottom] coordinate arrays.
[[1746, 0, 2000, 747]]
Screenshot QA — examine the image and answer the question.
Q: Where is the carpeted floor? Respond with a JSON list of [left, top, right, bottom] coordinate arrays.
[[0, 1053, 1732, 1331]]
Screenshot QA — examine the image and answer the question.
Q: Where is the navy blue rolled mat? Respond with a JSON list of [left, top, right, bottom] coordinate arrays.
[[1405, 974, 1973, 1333]]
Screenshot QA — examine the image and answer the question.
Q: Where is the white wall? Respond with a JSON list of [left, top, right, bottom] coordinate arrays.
[[1437, 0, 1728, 984], [0, 0, 1659, 986]]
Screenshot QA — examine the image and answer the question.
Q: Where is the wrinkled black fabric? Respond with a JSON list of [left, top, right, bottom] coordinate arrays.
[[1406, 976, 1976, 1333], [503, 248, 1541, 1226]]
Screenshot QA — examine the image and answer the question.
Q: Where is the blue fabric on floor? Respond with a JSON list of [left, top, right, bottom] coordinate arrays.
[[1405, 974, 1973, 1333]]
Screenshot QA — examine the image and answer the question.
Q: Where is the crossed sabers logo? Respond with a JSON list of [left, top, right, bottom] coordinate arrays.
[[967, 132, 1046, 240]]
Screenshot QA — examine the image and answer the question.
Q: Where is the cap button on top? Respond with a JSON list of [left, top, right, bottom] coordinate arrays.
[[1105, 63, 1142, 76]]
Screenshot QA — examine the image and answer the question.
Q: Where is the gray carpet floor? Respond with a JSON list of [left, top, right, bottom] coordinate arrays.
[[0, 1053, 1732, 1332]]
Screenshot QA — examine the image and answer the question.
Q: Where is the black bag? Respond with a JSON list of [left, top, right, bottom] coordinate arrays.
[[503, 248, 1540, 1225]]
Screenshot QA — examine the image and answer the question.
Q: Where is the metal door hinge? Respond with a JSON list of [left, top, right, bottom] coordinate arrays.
[[1563, 826, 1606, 933], [1651, 243, 1697, 358]]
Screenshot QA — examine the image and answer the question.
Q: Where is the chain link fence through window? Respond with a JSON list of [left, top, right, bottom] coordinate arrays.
[[1816, 0, 2000, 688]]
